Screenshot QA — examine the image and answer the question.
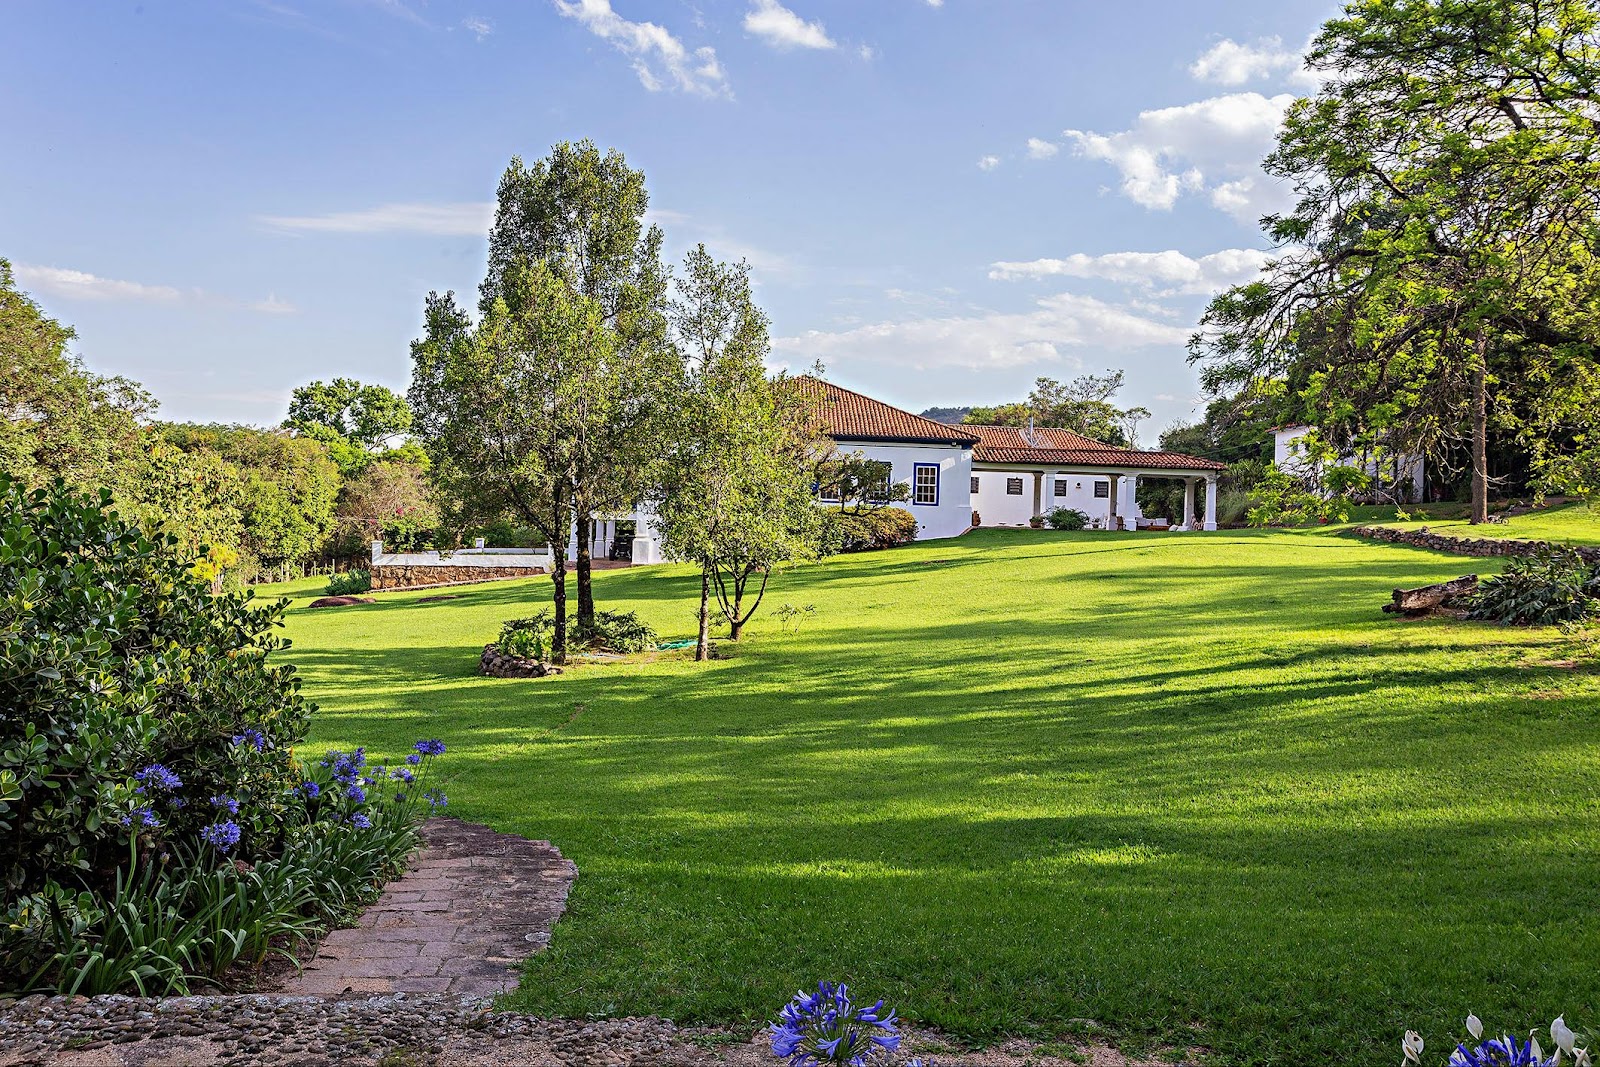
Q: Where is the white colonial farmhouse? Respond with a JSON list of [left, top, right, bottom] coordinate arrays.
[[597, 377, 1227, 562], [798, 377, 1226, 538]]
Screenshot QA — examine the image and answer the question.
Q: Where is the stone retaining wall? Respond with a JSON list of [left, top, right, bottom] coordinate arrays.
[[370, 565, 547, 591], [1352, 525, 1600, 564]]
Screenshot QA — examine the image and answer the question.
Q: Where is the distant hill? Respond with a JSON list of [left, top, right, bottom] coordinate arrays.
[[919, 406, 972, 425]]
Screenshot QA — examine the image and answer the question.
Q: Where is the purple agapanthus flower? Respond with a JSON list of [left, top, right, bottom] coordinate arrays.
[[346, 783, 367, 804], [211, 795, 240, 815], [413, 739, 446, 757], [119, 806, 161, 829], [299, 780, 321, 799], [200, 820, 242, 852], [1450, 1036, 1561, 1066], [350, 813, 372, 829], [231, 729, 268, 751], [405, 753, 422, 766], [769, 981, 899, 1065], [423, 789, 447, 810], [391, 768, 415, 784], [133, 764, 182, 793]]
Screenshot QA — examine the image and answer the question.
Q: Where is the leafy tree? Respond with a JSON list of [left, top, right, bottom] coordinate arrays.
[[964, 371, 1148, 446], [410, 263, 616, 663], [333, 459, 440, 553], [284, 378, 412, 451], [1191, 0, 1600, 524], [0, 259, 152, 494], [654, 248, 826, 658], [813, 450, 910, 514], [481, 141, 675, 632]]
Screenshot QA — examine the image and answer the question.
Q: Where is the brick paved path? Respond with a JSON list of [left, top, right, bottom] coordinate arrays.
[[284, 817, 578, 997]]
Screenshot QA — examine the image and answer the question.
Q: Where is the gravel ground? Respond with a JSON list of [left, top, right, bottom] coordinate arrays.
[[0, 993, 1176, 1066]]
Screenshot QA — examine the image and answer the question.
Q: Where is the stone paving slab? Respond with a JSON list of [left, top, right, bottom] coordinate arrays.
[[282, 816, 578, 998]]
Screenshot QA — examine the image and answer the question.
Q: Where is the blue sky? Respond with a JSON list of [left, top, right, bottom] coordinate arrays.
[[3, 0, 1334, 438]]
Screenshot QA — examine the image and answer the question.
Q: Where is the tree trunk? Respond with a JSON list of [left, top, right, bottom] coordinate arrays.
[[695, 563, 711, 662], [1470, 334, 1490, 525], [575, 511, 595, 632], [551, 553, 568, 663], [729, 569, 745, 640], [1383, 575, 1479, 615]]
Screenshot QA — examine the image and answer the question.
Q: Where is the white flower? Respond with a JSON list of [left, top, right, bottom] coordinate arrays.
[[1467, 1014, 1483, 1040], [1532, 1033, 1545, 1063], [1402, 1030, 1425, 1064], [1572, 1047, 1592, 1067], [1554, 1017, 1578, 1055]]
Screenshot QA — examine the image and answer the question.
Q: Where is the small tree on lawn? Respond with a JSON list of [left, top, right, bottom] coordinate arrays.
[[654, 247, 825, 659], [481, 142, 675, 632], [409, 262, 613, 663], [813, 448, 910, 514]]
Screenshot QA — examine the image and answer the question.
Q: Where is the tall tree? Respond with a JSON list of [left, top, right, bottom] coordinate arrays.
[[284, 378, 412, 450], [1191, 0, 1600, 523], [409, 264, 613, 663], [654, 248, 824, 659], [963, 371, 1148, 446], [481, 142, 674, 630]]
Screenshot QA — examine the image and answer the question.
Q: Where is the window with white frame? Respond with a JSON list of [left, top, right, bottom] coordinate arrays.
[[1053, 479, 1068, 498], [1006, 477, 1023, 495], [913, 463, 940, 505]]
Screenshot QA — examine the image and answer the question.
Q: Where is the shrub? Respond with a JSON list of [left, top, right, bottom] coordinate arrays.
[[0, 476, 447, 995], [325, 568, 372, 596], [827, 507, 919, 553], [0, 476, 312, 895], [1046, 507, 1089, 530], [1468, 547, 1596, 626], [497, 609, 656, 657]]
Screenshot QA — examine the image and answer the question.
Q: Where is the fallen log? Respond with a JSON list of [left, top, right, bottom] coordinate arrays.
[[1383, 575, 1478, 615]]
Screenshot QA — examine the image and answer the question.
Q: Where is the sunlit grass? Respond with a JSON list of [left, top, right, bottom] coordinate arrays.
[[268, 527, 1600, 1065], [1351, 499, 1600, 546]]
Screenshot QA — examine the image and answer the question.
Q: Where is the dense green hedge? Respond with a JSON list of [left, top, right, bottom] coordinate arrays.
[[826, 507, 919, 552]]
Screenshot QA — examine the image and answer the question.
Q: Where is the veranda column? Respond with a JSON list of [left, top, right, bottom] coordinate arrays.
[[1107, 475, 1119, 528], [1118, 473, 1139, 530], [1181, 478, 1197, 530], [1203, 475, 1219, 530]]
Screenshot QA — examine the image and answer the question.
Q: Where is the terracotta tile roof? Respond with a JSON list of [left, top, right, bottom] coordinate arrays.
[[965, 423, 1226, 471], [795, 376, 981, 445]]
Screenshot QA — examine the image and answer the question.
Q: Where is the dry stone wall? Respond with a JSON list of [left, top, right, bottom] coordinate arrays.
[[370, 565, 547, 591], [1352, 525, 1600, 564]]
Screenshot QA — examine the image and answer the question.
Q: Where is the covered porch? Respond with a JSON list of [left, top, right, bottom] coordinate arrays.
[[970, 463, 1219, 531]]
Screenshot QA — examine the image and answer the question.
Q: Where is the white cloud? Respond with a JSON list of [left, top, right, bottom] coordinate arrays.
[[249, 294, 298, 314], [977, 155, 1000, 171], [554, 0, 729, 97], [1026, 137, 1059, 160], [1190, 36, 1322, 91], [14, 264, 181, 303], [773, 291, 1191, 372], [16, 264, 295, 315], [924, 0, 943, 6], [462, 15, 493, 39], [988, 248, 1271, 295], [1064, 92, 1296, 222], [648, 207, 795, 278], [858, 43, 876, 61], [257, 201, 494, 236], [744, 0, 835, 50]]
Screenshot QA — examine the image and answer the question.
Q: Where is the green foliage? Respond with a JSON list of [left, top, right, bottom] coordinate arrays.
[[284, 378, 413, 451], [1467, 547, 1597, 626], [0, 260, 153, 495], [325, 569, 372, 596], [963, 371, 1147, 446], [814, 451, 910, 513], [497, 608, 655, 656], [0, 475, 312, 894], [825, 507, 919, 552], [1246, 466, 1352, 527], [333, 460, 440, 554], [1046, 507, 1090, 531]]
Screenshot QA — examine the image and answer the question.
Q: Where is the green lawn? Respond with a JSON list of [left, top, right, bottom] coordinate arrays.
[[1350, 499, 1600, 547], [268, 529, 1600, 1065]]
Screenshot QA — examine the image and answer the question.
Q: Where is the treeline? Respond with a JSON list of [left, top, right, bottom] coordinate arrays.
[[0, 261, 434, 585]]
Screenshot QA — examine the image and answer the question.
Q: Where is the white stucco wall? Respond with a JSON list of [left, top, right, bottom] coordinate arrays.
[[835, 439, 974, 540], [1274, 425, 1426, 500], [972, 468, 1140, 528]]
